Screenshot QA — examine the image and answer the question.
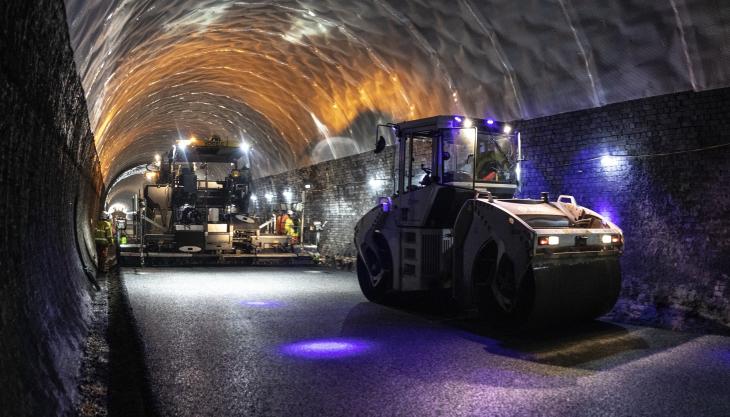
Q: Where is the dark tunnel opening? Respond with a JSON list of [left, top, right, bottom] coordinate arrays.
[[1, 1, 730, 416]]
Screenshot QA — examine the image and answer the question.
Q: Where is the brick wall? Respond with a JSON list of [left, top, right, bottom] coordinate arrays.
[[515, 87, 730, 327], [0, 2, 103, 416], [253, 88, 730, 327], [252, 147, 396, 259], [251, 138, 431, 259]]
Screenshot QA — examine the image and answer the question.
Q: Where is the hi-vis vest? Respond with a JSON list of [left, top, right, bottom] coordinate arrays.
[[94, 220, 114, 246], [284, 217, 299, 238]]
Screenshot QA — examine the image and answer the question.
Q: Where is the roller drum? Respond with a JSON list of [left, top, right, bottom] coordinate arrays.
[[526, 255, 621, 327]]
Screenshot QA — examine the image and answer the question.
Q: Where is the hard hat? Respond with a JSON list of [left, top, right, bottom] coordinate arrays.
[[287, 210, 294, 216]]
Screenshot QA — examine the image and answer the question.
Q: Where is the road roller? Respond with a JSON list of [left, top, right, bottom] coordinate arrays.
[[354, 115, 623, 328]]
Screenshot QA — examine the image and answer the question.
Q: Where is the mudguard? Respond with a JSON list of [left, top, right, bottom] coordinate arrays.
[[354, 207, 385, 276], [354, 205, 398, 285], [453, 199, 534, 309]]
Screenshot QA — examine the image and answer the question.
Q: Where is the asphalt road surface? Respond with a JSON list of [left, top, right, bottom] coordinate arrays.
[[122, 267, 730, 417]]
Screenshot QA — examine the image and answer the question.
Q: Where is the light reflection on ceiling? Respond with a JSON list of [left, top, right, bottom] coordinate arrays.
[[64, 0, 730, 182]]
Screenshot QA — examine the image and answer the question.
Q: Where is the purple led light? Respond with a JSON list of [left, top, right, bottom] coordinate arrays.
[[486, 119, 495, 125], [454, 116, 463, 123], [379, 196, 392, 213], [280, 338, 374, 359]]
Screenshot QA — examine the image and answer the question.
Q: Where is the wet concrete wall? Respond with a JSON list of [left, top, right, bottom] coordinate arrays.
[[0, 2, 103, 416], [252, 87, 730, 327]]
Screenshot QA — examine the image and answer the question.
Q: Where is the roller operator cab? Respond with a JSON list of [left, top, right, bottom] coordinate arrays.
[[354, 116, 623, 328]]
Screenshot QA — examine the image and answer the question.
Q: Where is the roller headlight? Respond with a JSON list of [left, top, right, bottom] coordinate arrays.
[[602, 234, 622, 244], [538, 236, 560, 246]]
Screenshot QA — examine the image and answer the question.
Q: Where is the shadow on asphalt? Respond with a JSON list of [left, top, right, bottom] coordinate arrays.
[[340, 300, 700, 372], [108, 268, 160, 417]]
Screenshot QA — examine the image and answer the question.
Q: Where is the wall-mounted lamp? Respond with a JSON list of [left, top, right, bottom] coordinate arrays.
[[283, 189, 293, 202], [600, 154, 619, 168], [369, 178, 385, 190]]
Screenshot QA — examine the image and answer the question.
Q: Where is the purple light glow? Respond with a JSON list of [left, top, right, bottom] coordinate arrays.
[[454, 116, 463, 123], [720, 350, 730, 365], [594, 200, 620, 226], [239, 300, 283, 308], [379, 196, 392, 213], [486, 119, 495, 125], [280, 338, 374, 359]]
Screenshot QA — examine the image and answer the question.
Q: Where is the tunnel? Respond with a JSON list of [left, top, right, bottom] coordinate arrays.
[[1, 1, 730, 416]]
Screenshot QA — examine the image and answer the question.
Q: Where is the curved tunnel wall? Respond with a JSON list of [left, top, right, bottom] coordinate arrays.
[[106, 172, 145, 212], [65, 0, 730, 183], [252, 87, 730, 327], [0, 2, 103, 416]]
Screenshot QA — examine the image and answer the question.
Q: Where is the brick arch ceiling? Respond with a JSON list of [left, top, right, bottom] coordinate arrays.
[[65, 0, 730, 182]]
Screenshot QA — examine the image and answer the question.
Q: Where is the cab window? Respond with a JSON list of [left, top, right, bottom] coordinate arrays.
[[441, 128, 475, 185], [404, 136, 432, 192], [474, 133, 515, 183]]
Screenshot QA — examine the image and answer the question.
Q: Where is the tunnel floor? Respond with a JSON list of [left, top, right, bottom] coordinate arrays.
[[120, 267, 730, 417]]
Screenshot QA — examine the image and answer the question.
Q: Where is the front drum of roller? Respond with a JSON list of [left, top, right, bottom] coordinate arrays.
[[526, 255, 622, 327]]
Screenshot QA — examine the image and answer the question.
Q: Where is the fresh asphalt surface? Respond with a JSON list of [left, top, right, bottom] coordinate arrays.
[[122, 267, 730, 417]]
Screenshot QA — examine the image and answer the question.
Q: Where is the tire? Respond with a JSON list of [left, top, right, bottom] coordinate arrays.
[[356, 247, 392, 304], [476, 254, 535, 329]]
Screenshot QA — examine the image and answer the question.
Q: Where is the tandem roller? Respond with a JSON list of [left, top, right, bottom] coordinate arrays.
[[353, 115, 623, 329]]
